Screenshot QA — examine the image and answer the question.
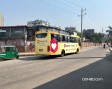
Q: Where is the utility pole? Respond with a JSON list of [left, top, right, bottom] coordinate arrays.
[[102, 28, 104, 43], [78, 8, 86, 49]]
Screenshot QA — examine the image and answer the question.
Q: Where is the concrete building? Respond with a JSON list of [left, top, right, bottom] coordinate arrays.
[[83, 29, 94, 35], [0, 25, 36, 52], [27, 19, 50, 27], [0, 13, 4, 26], [65, 27, 76, 35], [0, 26, 27, 52]]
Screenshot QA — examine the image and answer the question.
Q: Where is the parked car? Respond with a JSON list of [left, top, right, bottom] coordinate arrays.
[[0, 45, 19, 60]]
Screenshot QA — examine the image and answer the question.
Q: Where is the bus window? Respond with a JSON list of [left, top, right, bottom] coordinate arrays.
[[36, 33, 47, 38], [70, 37, 77, 43], [51, 34, 60, 42], [62, 36, 71, 42], [67, 36, 70, 42], [62, 35, 66, 42], [74, 37, 77, 43], [51, 34, 54, 39], [60, 35, 62, 42], [70, 37, 72, 42], [70, 37, 73, 42], [58, 35, 60, 42], [65, 36, 67, 42]]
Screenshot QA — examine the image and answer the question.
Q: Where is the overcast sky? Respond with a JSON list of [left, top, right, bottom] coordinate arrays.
[[0, 0, 112, 33]]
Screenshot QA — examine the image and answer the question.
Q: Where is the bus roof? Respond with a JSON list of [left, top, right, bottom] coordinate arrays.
[[36, 25, 70, 35]]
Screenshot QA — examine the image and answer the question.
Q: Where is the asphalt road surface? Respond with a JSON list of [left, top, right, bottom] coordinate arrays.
[[0, 46, 111, 89]]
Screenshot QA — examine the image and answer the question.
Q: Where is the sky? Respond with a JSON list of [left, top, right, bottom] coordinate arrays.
[[0, 0, 112, 33]]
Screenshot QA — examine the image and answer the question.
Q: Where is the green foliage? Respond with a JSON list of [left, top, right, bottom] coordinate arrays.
[[107, 26, 112, 42], [92, 33, 102, 43], [75, 30, 103, 43], [84, 32, 103, 43], [77, 32, 81, 37], [75, 30, 81, 37]]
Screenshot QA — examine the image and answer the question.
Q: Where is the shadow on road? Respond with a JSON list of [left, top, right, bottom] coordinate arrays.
[[0, 58, 15, 62], [34, 53, 112, 89], [58, 57, 105, 59], [19, 55, 58, 61], [36, 55, 58, 60], [19, 53, 78, 61], [19, 55, 105, 61]]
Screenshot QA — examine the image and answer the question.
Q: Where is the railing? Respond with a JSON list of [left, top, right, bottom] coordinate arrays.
[[82, 42, 102, 47]]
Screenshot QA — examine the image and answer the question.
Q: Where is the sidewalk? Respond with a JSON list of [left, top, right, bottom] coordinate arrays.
[[81, 46, 98, 51], [19, 52, 35, 56], [19, 46, 99, 56]]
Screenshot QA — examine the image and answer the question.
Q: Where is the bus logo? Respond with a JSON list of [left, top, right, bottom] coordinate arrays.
[[51, 43, 57, 50], [51, 38, 58, 53]]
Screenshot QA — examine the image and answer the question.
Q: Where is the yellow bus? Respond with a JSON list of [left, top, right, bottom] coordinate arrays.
[[35, 27, 81, 56]]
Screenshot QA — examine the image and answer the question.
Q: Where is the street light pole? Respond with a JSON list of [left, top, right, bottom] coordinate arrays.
[[78, 8, 86, 49], [102, 28, 104, 43]]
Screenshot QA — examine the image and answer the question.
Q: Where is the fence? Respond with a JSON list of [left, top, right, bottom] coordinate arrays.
[[82, 42, 102, 47]]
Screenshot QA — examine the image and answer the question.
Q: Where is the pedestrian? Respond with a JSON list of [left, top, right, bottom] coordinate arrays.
[[103, 43, 106, 48]]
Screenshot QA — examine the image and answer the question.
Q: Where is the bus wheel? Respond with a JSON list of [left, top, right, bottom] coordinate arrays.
[[61, 50, 65, 57], [75, 49, 79, 54]]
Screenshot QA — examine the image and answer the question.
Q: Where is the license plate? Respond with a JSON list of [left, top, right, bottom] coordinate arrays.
[[39, 49, 43, 51]]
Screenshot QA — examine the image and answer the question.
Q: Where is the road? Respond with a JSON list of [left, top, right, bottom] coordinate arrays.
[[0, 46, 111, 89]]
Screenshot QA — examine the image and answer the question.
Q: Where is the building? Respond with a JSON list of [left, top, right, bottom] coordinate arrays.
[[83, 29, 94, 35], [27, 19, 50, 27], [65, 27, 76, 35], [0, 25, 35, 52], [0, 13, 4, 26]]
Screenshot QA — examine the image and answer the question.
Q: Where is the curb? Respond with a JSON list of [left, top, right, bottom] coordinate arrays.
[[19, 53, 35, 56]]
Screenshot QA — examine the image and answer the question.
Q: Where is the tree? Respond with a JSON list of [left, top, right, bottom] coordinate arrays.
[[77, 31, 81, 37], [83, 32, 102, 43], [107, 26, 112, 42]]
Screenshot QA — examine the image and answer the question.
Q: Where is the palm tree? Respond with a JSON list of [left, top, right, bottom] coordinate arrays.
[[106, 26, 112, 43]]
